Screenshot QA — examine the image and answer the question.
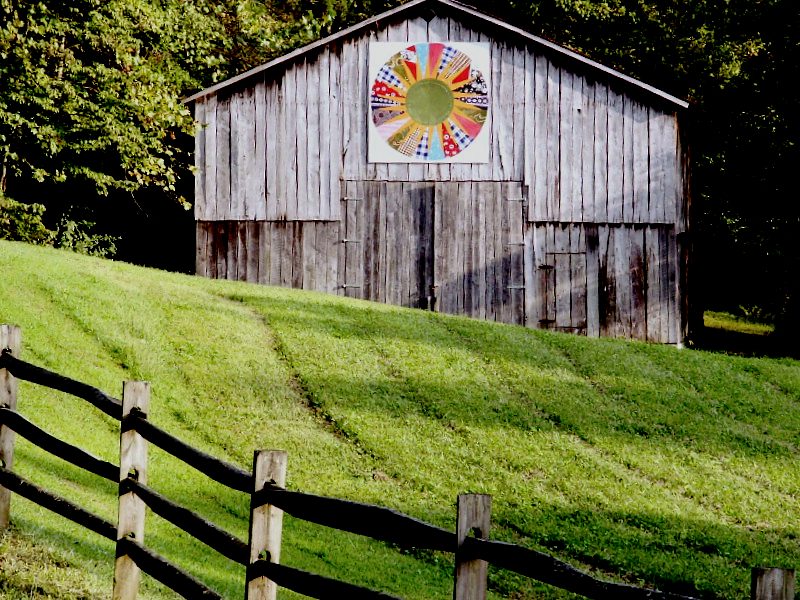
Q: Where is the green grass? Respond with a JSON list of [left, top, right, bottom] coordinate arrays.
[[0, 239, 798, 599]]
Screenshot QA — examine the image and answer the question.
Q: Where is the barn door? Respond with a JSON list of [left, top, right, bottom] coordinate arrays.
[[537, 225, 588, 334], [340, 181, 435, 308], [433, 182, 526, 325]]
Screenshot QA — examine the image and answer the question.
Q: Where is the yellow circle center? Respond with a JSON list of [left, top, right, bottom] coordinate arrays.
[[405, 78, 454, 126]]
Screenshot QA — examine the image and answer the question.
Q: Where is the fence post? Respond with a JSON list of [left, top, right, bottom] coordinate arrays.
[[0, 324, 21, 530], [246, 449, 288, 600], [751, 568, 795, 600], [113, 381, 150, 600], [453, 494, 492, 600]]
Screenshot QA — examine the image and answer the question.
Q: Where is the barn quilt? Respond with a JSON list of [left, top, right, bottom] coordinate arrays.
[[368, 42, 490, 163]]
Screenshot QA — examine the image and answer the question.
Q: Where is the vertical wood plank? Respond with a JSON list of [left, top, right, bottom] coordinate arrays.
[[482, 183, 497, 321], [265, 81, 278, 220], [664, 114, 680, 228], [277, 69, 295, 220], [193, 99, 206, 221], [545, 224, 556, 325], [585, 225, 600, 336], [531, 54, 548, 221], [453, 494, 492, 600], [475, 183, 486, 319], [554, 225, 570, 328], [344, 182, 363, 298], [237, 222, 248, 282], [645, 227, 662, 342], [614, 226, 632, 337], [511, 46, 526, 183], [528, 226, 546, 328], [254, 81, 268, 221], [598, 226, 613, 337], [227, 221, 237, 281], [295, 61, 309, 220], [216, 97, 231, 220], [266, 224, 279, 286], [497, 44, 514, 181], [607, 89, 624, 222], [632, 102, 649, 223], [593, 84, 609, 223], [522, 47, 535, 197], [240, 87, 257, 220], [667, 226, 679, 344], [195, 222, 207, 277], [246, 450, 288, 600], [558, 70, 574, 222], [258, 222, 270, 285], [622, 96, 635, 221], [630, 226, 646, 339], [317, 52, 331, 220], [291, 223, 304, 289], [204, 95, 219, 221], [0, 325, 21, 530], [113, 381, 150, 600], [545, 63, 560, 220], [581, 79, 595, 223], [570, 227, 587, 332], [246, 221, 259, 284], [570, 75, 584, 222], [280, 223, 293, 288], [328, 48, 342, 220], [647, 109, 668, 223], [229, 92, 242, 219], [307, 56, 322, 219], [751, 568, 796, 600], [341, 40, 357, 182]]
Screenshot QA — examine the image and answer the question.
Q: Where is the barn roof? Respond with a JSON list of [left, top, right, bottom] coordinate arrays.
[[184, 0, 689, 109]]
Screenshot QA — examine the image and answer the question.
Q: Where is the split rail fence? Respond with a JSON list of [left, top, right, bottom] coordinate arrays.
[[0, 324, 795, 600]]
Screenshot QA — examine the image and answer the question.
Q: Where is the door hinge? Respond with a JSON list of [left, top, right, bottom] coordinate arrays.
[[537, 264, 554, 271], [341, 284, 362, 289], [342, 197, 362, 201], [341, 239, 361, 244]]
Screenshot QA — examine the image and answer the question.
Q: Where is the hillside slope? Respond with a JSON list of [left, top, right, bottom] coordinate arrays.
[[0, 240, 798, 599]]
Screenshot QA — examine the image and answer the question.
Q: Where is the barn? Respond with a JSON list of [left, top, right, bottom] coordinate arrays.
[[186, 0, 691, 343]]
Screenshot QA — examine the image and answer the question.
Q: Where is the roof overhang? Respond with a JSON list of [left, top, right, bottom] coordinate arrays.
[[183, 0, 689, 110]]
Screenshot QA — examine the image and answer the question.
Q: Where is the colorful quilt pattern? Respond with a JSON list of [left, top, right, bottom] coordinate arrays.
[[370, 43, 489, 161]]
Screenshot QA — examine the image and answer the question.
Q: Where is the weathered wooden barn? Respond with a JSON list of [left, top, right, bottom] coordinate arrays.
[[187, 0, 691, 343]]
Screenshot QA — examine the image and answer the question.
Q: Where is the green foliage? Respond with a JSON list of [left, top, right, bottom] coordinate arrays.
[[0, 193, 117, 257], [0, 194, 53, 245], [0, 0, 227, 200], [1, 240, 799, 599]]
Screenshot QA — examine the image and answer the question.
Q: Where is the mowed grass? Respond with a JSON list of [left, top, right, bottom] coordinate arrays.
[[0, 239, 798, 600]]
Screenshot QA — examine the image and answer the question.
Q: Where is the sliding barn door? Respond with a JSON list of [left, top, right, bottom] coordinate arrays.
[[434, 182, 526, 325], [340, 181, 435, 308]]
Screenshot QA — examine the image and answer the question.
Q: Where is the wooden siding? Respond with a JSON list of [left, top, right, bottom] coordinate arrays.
[[197, 217, 681, 342], [193, 16, 686, 228], [196, 221, 340, 294]]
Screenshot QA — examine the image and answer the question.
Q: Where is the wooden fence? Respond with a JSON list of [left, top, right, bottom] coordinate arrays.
[[0, 324, 795, 600]]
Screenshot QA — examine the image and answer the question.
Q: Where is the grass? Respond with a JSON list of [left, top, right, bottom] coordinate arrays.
[[0, 239, 798, 599]]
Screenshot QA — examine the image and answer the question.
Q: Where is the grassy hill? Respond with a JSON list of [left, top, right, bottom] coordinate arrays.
[[0, 240, 798, 600]]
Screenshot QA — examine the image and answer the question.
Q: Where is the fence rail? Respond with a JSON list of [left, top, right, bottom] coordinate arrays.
[[0, 324, 795, 600]]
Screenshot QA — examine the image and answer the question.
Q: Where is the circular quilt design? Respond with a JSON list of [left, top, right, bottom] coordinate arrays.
[[370, 43, 489, 160]]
